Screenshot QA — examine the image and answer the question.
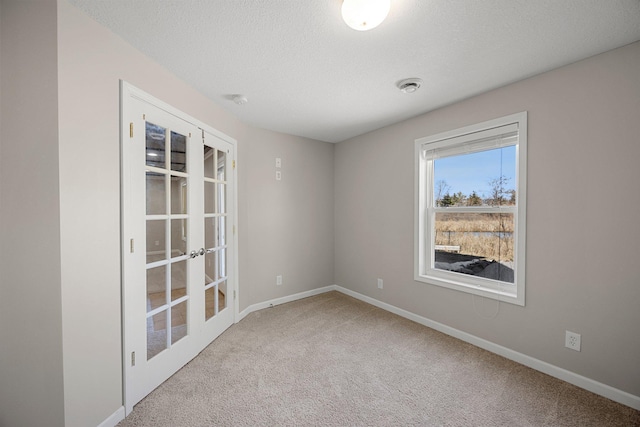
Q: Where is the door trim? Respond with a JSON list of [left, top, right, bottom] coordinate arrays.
[[120, 81, 239, 414]]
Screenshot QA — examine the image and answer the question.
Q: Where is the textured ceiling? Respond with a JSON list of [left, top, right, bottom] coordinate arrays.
[[69, 0, 640, 143]]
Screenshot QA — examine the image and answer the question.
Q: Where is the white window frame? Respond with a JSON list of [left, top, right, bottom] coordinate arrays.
[[414, 112, 527, 306]]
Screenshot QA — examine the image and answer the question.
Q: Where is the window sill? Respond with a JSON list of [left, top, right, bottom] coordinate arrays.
[[414, 272, 524, 306]]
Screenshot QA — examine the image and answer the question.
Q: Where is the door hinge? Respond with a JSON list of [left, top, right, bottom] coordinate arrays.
[[129, 122, 134, 138], [131, 351, 136, 366], [234, 290, 236, 300], [232, 160, 236, 169], [130, 238, 134, 253], [189, 132, 192, 138]]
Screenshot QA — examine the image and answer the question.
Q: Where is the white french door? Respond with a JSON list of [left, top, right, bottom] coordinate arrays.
[[121, 82, 237, 413]]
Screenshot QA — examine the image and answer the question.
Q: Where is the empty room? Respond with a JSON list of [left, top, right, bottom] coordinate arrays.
[[1, 1, 639, 426]]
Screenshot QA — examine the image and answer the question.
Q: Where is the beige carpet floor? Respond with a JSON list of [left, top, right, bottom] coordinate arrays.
[[118, 291, 640, 426]]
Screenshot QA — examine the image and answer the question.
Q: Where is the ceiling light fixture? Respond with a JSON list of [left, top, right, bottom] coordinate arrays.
[[341, 0, 390, 31], [397, 78, 423, 93]]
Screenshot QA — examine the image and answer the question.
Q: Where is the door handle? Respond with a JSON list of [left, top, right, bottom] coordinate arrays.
[[190, 248, 206, 258]]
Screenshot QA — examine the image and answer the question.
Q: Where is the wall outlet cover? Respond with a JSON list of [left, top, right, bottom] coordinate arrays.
[[565, 330, 581, 351]]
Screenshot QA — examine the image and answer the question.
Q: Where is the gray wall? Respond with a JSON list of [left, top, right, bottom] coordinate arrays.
[[2, 0, 637, 425], [1, 1, 337, 426], [0, 1, 66, 426], [335, 41, 640, 398], [239, 126, 334, 307]]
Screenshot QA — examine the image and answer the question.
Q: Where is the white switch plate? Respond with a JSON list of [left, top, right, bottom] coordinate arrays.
[[275, 157, 282, 168], [276, 275, 283, 286], [377, 278, 383, 289], [276, 171, 282, 181]]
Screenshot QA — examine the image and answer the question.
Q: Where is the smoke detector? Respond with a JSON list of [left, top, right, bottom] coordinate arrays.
[[232, 95, 248, 105], [397, 78, 423, 93]]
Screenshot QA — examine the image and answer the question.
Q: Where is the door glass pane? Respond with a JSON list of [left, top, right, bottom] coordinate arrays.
[[146, 220, 166, 263], [170, 131, 187, 173], [204, 182, 215, 214], [146, 122, 166, 169], [218, 280, 227, 311], [205, 251, 217, 285], [147, 265, 166, 311], [204, 217, 215, 250], [217, 150, 226, 181], [170, 219, 186, 257], [217, 216, 226, 247], [203, 146, 215, 179], [219, 247, 227, 279], [171, 301, 188, 344], [146, 172, 166, 215], [218, 183, 226, 214], [205, 286, 218, 321], [147, 310, 167, 360], [171, 260, 187, 301], [171, 177, 187, 215]]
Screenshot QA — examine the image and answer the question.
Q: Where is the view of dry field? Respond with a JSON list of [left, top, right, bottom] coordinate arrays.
[[434, 212, 514, 262]]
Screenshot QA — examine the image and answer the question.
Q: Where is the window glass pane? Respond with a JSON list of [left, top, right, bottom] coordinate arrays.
[[146, 122, 166, 169], [170, 131, 187, 173], [434, 212, 514, 283], [433, 146, 516, 207], [146, 172, 166, 215]]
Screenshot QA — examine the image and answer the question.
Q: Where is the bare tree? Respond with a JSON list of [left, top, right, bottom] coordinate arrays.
[[488, 175, 512, 206], [435, 180, 451, 207], [488, 175, 514, 261]]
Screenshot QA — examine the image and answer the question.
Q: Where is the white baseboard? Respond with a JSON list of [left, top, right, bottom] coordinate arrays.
[[334, 285, 640, 411], [97, 406, 125, 427], [237, 285, 337, 321]]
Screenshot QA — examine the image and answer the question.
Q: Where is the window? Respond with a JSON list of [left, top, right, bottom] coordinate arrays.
[[414, 112, 527, 305]]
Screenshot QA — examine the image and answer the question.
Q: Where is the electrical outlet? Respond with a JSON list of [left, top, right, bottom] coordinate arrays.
[[275, 157, 282, 168], [377, 278, 383, 289], [565, 330, 581, 351], [276, 170, 282, 181], [276, 275, 283, 286]]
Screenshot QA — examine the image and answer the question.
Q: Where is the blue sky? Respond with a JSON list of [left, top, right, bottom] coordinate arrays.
[[434, 146, 516, 198]]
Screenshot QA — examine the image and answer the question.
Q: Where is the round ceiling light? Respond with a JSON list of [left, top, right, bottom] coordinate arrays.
[[397, 78, 423, 93], [342, 0, 391, 31]]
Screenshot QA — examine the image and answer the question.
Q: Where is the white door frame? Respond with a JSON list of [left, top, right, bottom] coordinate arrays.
[[120, 81, 239, 414]]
